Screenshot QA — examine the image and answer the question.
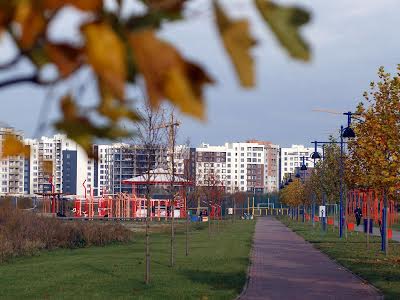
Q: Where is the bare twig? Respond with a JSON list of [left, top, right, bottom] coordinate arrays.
[[0, 74, 59, 89]]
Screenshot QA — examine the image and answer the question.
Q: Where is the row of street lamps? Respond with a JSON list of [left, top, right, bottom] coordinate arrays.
[[281, 112, 356, 238]]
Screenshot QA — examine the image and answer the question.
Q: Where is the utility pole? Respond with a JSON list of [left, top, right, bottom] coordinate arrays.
[[155, 112, 181, 267]]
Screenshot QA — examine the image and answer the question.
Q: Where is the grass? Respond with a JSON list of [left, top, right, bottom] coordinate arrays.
[[0, 219, 255, 300], [279, 217, 400, 300]]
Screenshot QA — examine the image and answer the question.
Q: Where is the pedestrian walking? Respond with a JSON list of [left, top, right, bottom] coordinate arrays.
[[354, 206, 362, 226]]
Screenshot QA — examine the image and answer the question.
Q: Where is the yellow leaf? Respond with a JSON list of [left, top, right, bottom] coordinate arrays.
[[214, 2, 256, 88], [14, 2, 46, 50], [129, 29, 213, 119], [255, 0, 311, 61], [164, 68, 204, 118], [82, 22, 126, 100], [1, 134, 30, 158]]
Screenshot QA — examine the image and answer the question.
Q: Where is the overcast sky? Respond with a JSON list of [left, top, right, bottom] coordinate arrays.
[[0, 0, 399, 148]]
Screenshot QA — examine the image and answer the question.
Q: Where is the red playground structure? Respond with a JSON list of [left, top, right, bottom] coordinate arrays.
[[72, 168, 192, 220], [346, 189, 399, 237]]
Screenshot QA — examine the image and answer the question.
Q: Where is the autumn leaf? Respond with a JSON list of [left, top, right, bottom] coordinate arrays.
[[13, 2, 46, 50], [55, 95, 131, 155], [255, 0, 310, 61], [143, 0, 186, 13], [44, 43, 83, 78], [82, 22, 126, 100], [43, 0, 103, 11], [98, 78, 142, 122], [0, 3, 14, 33], [42, 160, 53, 175], [214, 2, 256, 88], [1, 134, 30, 158], [129, 29, 213, 119]]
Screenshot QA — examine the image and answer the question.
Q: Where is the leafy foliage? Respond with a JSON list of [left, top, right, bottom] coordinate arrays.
[[346, 66, 400, 199], [280, 178, 305, 208]]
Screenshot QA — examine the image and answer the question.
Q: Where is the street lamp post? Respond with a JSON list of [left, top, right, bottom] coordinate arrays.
[[300, 156, 309, 222], [311, 111, 356, 238]]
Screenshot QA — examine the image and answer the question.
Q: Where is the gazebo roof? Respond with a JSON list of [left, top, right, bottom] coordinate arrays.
[[122, 167, 192, 185]]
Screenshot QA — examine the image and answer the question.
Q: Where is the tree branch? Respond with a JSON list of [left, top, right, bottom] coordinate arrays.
[[0, 74, 59, 89], [0, 54, 22, 70]]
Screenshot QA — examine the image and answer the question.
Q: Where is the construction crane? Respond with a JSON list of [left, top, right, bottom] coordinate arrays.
[[311, 108, 342, 115], [153, 112, 181, 150]]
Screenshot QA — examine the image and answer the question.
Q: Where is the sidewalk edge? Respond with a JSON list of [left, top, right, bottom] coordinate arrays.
[[235, 218, 257, 300]]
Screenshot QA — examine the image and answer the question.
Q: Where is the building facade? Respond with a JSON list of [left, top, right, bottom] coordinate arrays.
[[25, 134, 90, 196], [280, 144, 321, 182], [195, 141, 280, 193], [0, 127, 26, 195]]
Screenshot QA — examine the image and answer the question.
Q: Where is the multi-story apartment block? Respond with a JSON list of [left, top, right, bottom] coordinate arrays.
[[0, 127, 26, 195], [25, 134, 89, 196], [280, 144, 321, 182], [195, 141, 280, 194], [94, 143, 195, 196], [247, 140, 280, 193]]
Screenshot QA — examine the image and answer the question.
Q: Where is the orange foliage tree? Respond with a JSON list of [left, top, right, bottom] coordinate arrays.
[[346, 66, 400, 254]]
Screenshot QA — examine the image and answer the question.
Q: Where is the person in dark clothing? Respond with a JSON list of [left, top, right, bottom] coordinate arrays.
[[354, 206, 362, 226]]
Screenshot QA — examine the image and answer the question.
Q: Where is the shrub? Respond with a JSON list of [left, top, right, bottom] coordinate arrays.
[[0, 208, 132, 263]]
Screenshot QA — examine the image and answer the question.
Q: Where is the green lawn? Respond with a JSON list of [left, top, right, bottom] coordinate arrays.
[[279, 217, 400, 300], [0, 220, 255, 300]]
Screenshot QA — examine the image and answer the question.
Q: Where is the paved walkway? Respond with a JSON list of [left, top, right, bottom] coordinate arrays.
[[239, 217, 382, 300]]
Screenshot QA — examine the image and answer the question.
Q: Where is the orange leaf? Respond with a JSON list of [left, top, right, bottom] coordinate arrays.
[[43, 0, 103, 11], [44, 43, 83, 78], [1, 134, 30, 158], [129, 29, 213, 119], [82, 22, 126, 100], [14, 2, 46, 50]]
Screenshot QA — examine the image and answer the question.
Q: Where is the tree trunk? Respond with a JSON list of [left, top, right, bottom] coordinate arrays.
[[145, 193, 151, 284], [233, 198, 236, 223], [366, 197, 370, 249], [185, 208, 189, 256], [208, 207, 211, 238], [382, 190, 389, 255], [170, 200, 175, 266]]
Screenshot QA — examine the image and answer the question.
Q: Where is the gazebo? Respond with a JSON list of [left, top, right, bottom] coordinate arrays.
[[122, 168, 193, 219]]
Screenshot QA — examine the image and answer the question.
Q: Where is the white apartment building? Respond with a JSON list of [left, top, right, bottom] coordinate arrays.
[[25, 134, 90, 196], [0, 127, 26, 195], [280, 144, 321, 182], [196, 141, 280, 193]]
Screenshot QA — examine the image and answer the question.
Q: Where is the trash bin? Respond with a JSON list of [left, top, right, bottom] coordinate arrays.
[[363, 219, 373, 233]]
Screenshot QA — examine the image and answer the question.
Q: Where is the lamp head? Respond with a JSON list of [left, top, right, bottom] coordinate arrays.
[[342, 126, 355, 138], [311, 151, 321, 159]]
